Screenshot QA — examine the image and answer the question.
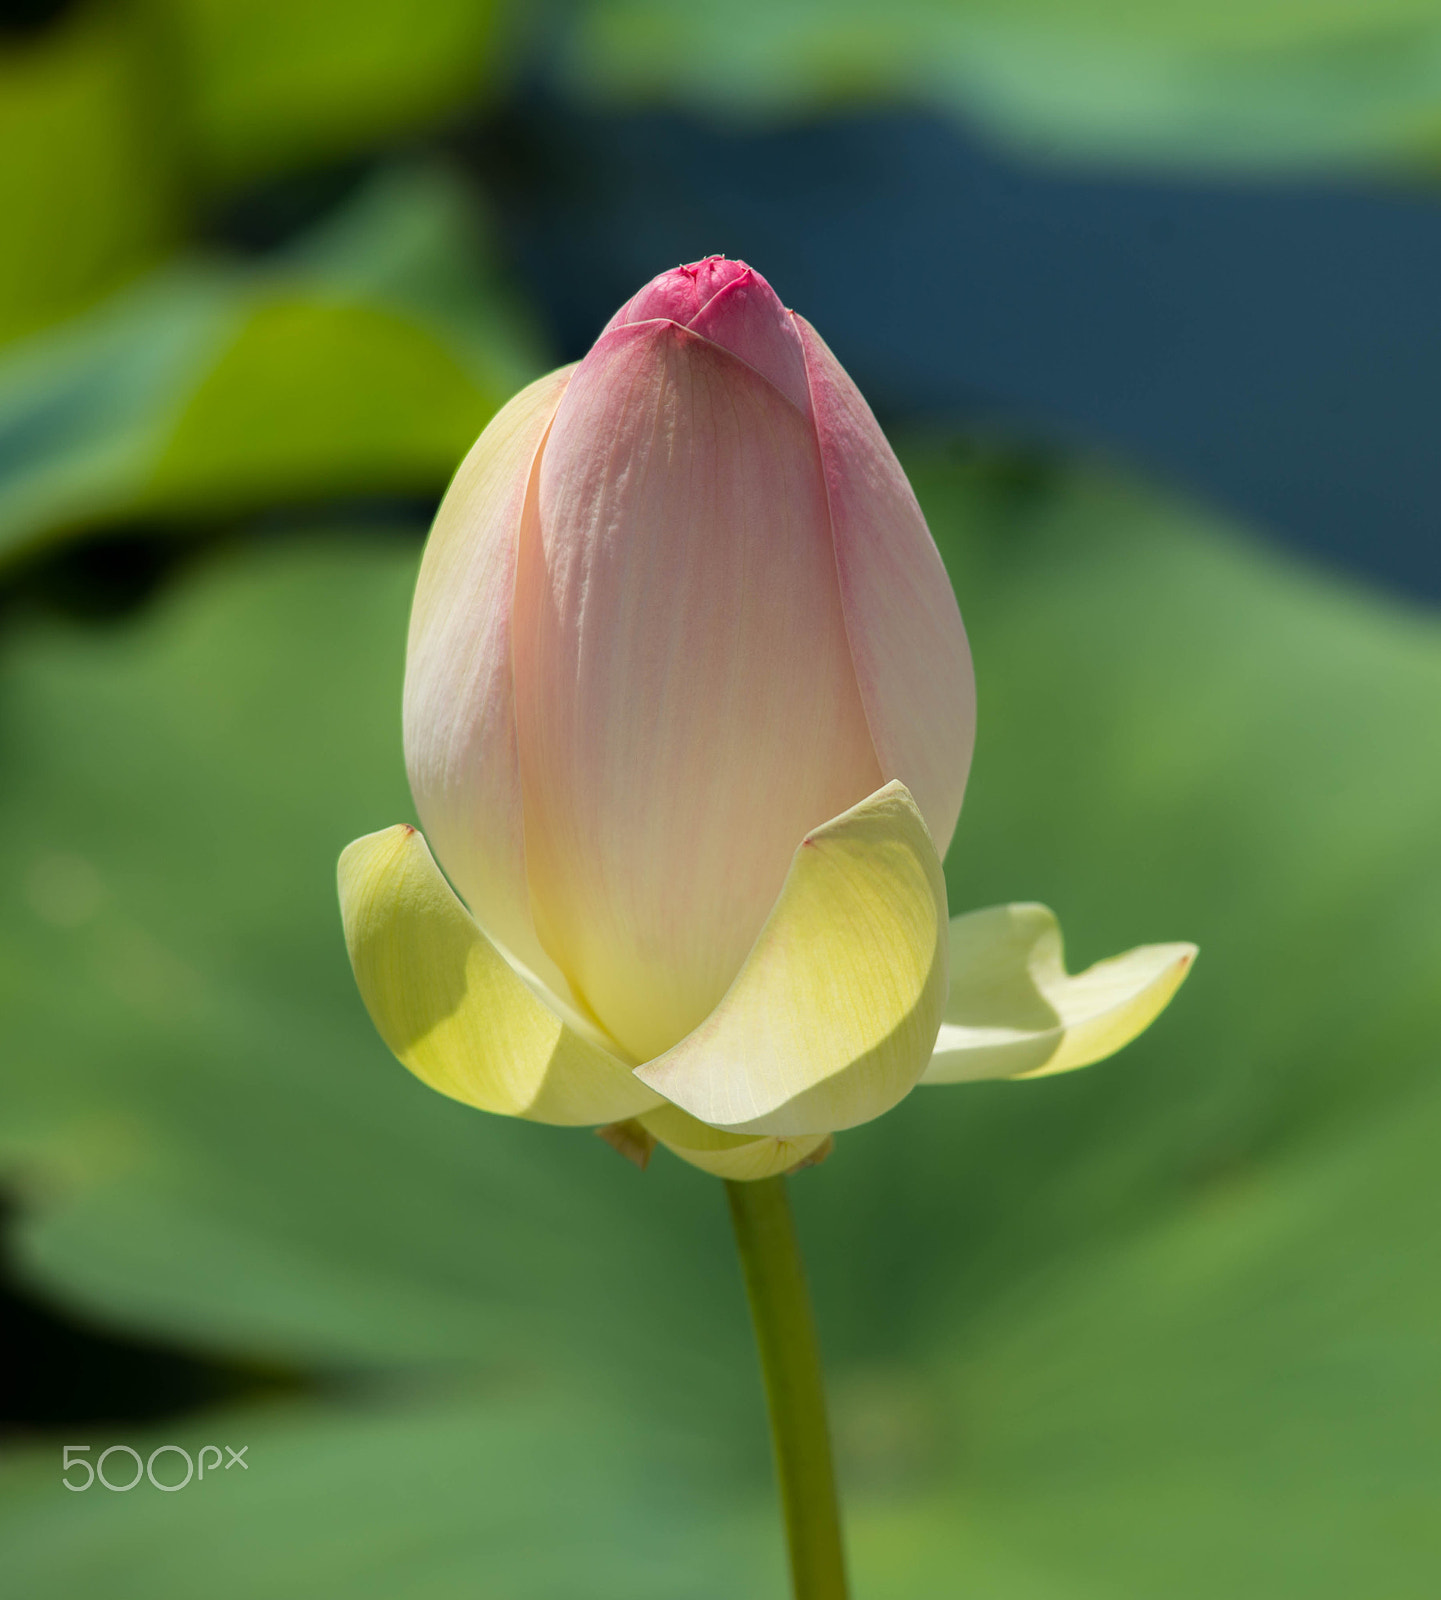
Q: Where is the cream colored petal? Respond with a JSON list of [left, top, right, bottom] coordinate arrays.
[[403, 363, 579, 1006], [638, 1104, 831, 1182], [634, 781, 948, 1137], [921, 902, 1197, 1085], [338, 826, 661, 1126]]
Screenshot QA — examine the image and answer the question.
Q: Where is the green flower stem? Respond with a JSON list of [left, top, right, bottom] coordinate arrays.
[[725, 1175, 850, 1600]]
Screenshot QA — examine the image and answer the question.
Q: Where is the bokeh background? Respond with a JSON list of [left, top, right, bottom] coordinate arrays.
[[3, 1, 1440, 1594]]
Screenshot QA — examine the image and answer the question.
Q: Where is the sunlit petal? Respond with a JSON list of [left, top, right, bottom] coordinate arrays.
[[338, 825, 661, 1125], [635, 781, 947, 1137], [922, 902, 1196, 1084], [403, 364, 577, 1002]]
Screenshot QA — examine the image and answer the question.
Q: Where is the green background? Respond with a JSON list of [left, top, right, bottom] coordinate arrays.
[[2, 1, 1438, 1594]]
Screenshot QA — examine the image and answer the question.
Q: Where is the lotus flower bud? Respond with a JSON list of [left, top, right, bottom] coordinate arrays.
[[405, 258, 972, 1056], [339, 258, 1195, 1180]]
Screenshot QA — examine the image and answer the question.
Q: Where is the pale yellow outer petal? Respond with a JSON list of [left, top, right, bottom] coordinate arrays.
[[403, 364, 578, 1007], [638, 1105, 831, 1182], [921, 902, 1196, 1085], [634, 781, 948, 1138], [338, 826, 662, 1126]]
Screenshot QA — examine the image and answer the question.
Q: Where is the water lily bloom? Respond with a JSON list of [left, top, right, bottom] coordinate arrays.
[[339, 257, 1195, 1180]]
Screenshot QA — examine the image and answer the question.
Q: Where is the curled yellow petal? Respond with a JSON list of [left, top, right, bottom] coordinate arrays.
[[921, 902, 1196, 1085], [634, 781, 948, 1137], [638, 1105, 832, 1182], [338, 826, 661, 1126]]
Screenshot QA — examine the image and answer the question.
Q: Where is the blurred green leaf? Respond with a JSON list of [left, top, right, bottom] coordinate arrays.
[[0, 1389, 774, 1598], [0, 0, 518, 350], [2, 449, 1439, 1590], [0, 165, 544, 568], [0, 7, 177, 343], [564, 0, 1441, 171], [163, 0, 513, 184]]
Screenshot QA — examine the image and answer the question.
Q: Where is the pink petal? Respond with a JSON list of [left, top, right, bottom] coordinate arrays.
[[604, 255, 752, 330], [513, 320, 881, 1061], [606, 257, 810, 413], [798, 316, 975, 855]]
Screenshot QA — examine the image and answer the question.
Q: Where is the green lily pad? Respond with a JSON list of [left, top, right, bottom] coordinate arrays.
[[0, 0, 515, 316], [0, 1388, 774, 1598], [563, 0, 1441, 171], [0, 8, 177, 344], [165, 0, 512, 185], [0, 165, 543, 569], [2, 444, 1438, 1591]]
